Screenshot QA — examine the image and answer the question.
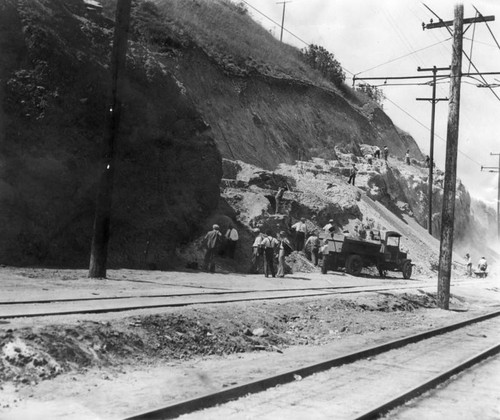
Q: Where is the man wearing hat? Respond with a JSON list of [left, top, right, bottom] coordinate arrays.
[[323, 219, 335, 237], [203, 224, 222, 273]]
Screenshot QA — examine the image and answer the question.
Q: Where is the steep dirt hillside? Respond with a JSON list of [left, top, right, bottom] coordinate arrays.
[[0, 0, 221, 268], [0, 0, 493, 269]]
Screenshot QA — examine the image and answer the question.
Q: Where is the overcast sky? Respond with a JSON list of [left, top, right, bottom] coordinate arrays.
[[243, 0, 500, 207]]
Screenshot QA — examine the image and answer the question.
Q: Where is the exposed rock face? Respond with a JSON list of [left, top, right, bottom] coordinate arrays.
[[0, 0, 221, 268]]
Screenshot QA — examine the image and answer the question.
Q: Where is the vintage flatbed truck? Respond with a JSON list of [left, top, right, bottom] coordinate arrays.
[[320, 230, 413, 279]]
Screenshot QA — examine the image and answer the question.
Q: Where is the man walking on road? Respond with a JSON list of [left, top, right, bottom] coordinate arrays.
[[262, 231, 279, 277], [203, 225, 222, 273], [225, 226, 239, 259], [291, 218, 307, 252]]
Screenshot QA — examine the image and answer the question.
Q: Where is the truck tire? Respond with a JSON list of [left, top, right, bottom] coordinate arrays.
[[402, 260, 412, 279], [346, 254, 363, 276], [321, 255, 329, 274]]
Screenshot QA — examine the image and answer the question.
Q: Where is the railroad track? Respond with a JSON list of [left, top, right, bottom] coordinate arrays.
[[0, 282, 451, 319], [123, 309, 500, 419]]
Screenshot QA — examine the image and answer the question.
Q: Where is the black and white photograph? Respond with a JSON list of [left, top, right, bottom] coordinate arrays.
[[0, 0, 499, 418]]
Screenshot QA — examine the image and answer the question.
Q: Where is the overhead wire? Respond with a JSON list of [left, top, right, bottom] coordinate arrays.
[[240, 0, 355, 75], [385, 96, 483, 167], [355, 38, 451, 76], [423, 3, 500, 103]]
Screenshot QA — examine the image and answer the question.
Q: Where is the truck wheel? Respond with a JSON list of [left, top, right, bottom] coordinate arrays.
[[402, 261, 412, 279], [346, 255, 363, 276], [321, 255, 329, 274]]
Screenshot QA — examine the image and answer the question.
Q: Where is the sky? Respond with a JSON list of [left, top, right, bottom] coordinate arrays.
[[242, 0, 500, 207]]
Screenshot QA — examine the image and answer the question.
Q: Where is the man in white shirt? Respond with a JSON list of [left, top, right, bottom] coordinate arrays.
[[291, 218, 307, 251], [250, 229, 264, 273], [225, 226, 239, 259], [323, 219, 335, 236]]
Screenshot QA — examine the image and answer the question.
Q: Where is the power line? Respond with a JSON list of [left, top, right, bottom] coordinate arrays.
[[355, 38, 451, 76], [385, 95, 483, 167], [423, 3, 500, 102], [241, 0, 354, 75]]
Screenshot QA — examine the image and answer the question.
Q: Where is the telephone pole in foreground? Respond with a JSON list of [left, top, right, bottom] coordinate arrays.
[[89, 0, 132, 278], [416, 66, 449, 235], [431, 5, 464, 310], [425, 4, 494, 309], [481, 153, 500, 240]]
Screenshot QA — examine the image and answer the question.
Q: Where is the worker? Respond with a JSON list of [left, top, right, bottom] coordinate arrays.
[[478, 256, 488, 272], [250, 228, 264, 274], [405, 149, 411, 165], [347, 163, 358, 186], [374, 146, 381, 159], [304, 231, 321, 266], [465, 253, 472, 276], [262, 231, 279, 278], [224, 226, 239, 259], [383, 145, 389, 161], [291, 217, 307, 251], [323, 219, 335, 236], [276, 231, 293, 278], [203, 225, 222, 273], [275, 186, 286, 214]]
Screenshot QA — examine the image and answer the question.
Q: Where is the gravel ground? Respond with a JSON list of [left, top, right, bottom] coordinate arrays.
[[0, 268, 499, 419]]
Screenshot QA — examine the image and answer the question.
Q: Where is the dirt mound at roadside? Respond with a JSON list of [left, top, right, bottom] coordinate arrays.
[[0, 291, 446, 386]]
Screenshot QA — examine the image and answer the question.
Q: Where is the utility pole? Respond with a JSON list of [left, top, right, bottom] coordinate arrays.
[[89, 0, 132, 278], [481, 153, 500, 240], [432, 5, 463, 310], [425, 5, 495, 310], [276, 1, 291, 42], [416, 66, 449, 235]]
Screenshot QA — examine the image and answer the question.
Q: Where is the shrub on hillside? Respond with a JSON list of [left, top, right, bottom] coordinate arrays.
[[300, 44, 345, 87], [356, 83, 385, 107]]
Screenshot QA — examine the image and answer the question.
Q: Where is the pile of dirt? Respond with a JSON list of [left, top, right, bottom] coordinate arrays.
[[0, 292, 449, 386]]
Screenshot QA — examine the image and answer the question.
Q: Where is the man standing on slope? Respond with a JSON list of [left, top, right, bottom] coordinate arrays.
[[348, 163, 358, 186], [262, 231, 279, 278]]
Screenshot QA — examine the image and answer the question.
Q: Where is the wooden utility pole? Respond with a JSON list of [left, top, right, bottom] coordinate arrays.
[[276, 1, 291, 42], [424, 5, 495, 309], [481, 153, 500, 240], [416, 66, 449, 235], [89, 0, 132, 278], [436, 5, 463, 310]]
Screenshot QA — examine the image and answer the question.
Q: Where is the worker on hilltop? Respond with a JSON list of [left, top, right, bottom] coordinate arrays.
[[275, 186, 286, 214], [405, 149, 411, 165], [203, 224, 222, 273], [291, 217, 307, 252], [347, 163, 358, 186], [374, 146, 381, 159], [383, 145, 389, 161]]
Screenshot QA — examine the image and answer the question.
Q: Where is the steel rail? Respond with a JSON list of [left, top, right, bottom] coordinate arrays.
[[0, 284, 438, 319], [122, 309, 500, 420], [0, 285, 366, 305], [353, 342, 500, 420]]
